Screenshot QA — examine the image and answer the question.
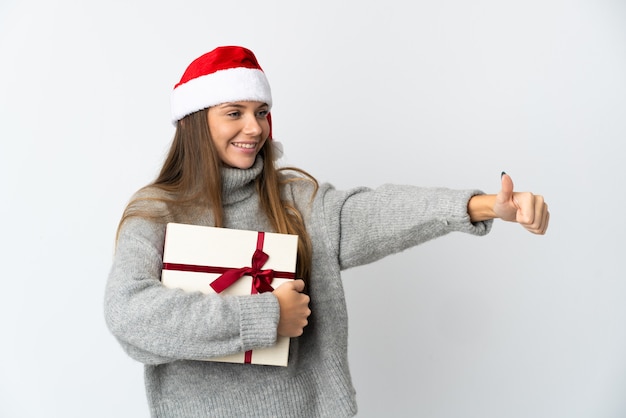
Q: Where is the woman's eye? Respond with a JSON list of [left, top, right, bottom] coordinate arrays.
[[226, 111, 240, 118], [257, 110, 269, 117]]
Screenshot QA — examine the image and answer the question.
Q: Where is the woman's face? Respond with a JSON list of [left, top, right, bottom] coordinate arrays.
[[207, 101, 270, 169]]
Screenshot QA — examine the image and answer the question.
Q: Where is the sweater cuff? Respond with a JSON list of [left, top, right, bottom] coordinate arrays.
[[237, 293, 280, 351], [447, 189, 493, 236]]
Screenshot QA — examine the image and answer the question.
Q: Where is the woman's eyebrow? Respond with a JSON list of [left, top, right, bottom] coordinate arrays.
[[216, 103, 268, 111], [217, 103, 245, 109]]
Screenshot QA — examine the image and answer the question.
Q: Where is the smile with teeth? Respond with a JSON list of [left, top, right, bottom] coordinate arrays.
[[232, 142, 256, 149]]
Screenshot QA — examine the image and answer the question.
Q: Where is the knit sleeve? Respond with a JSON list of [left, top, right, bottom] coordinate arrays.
[[313, 183, 492, 270], [104, 216, 281, 365]]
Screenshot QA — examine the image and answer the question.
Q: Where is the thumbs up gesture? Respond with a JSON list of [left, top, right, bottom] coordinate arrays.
[[493, 172, 550, 235]]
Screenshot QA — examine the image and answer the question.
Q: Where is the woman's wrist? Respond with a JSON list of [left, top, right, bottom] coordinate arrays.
[[467, 194, 498, 222]]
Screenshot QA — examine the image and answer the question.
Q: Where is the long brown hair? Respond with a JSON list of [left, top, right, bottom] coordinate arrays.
[[117, 108, 318, 282]]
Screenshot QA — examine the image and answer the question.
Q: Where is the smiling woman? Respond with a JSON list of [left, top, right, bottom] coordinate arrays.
[[103, 45, 549, 418]]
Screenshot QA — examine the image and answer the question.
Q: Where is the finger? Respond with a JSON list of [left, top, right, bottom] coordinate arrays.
[[536, 200, 549, 234], [500, 172, 514, 201], [524, 197, 548, 234], [514, 192, 536, 225], [531, 195, 547, 232], [542, 210, 550, 234]]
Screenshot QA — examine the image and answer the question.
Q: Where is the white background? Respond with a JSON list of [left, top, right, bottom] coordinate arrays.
[[1, 1, 625, 417]]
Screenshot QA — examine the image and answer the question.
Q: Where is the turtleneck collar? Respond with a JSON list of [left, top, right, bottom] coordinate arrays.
[[220, 156, 264, 205]]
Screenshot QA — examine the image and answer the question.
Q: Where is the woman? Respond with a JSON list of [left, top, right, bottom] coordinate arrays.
[[105, 45, 549, 418]]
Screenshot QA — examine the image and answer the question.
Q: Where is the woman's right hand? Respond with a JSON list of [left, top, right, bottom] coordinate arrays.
[[273, 279, 311, 337]]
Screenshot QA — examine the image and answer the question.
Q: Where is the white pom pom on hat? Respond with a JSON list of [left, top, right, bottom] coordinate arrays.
[[170, 46, 273, 124]]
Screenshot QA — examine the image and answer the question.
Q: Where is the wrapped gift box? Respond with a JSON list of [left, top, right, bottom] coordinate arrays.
[[161, 222, 298, 367]]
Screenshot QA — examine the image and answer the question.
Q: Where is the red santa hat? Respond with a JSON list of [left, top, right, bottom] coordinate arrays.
[[171, 46, 272, 124]]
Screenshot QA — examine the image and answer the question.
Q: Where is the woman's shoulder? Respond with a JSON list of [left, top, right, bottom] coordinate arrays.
[[125, 185, 176, 210], [117, 186, 174, 246], [121, 185, 178, 225], [280, 170, 347, 211], [279, 169, 322, 198], [130, 185, 171, 200]]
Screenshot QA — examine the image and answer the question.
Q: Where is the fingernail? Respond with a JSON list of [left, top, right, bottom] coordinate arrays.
[[501, 171, 507, 178]]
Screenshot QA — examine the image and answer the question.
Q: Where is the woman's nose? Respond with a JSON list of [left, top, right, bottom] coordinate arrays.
[[243, 114, 262, 136]]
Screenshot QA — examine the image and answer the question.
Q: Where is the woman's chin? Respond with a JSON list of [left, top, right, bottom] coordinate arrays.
[[222, 156, 258, 170]]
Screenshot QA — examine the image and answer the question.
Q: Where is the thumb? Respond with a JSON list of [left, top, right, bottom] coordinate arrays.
[[499, 171, 514, 201], [291, 279, 305, 293]]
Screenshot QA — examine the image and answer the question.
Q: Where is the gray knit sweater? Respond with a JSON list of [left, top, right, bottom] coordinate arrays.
[[104, 157, 491, 417]]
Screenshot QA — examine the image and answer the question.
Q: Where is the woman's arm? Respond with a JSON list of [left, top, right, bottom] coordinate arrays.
[[104, 218, 281, 365], [310, 183, 492, 271]]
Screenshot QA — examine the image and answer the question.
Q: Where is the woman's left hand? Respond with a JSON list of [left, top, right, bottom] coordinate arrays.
[[494, 173, 550, 235]]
